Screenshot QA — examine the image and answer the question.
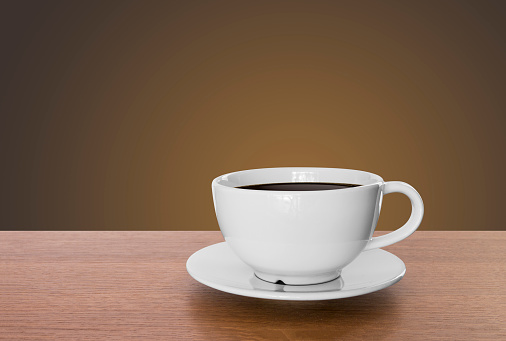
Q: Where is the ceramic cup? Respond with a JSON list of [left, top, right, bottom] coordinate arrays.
[[212, 167, 423, 285]]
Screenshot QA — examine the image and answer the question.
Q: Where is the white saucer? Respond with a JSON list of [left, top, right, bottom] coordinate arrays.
[[186, 242, 406, 301]]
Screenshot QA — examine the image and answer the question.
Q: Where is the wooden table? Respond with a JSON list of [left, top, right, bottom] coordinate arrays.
[[0, 231, 504, 340]]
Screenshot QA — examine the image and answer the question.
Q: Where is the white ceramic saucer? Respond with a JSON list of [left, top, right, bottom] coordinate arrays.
[[186, 242, 406, 301]]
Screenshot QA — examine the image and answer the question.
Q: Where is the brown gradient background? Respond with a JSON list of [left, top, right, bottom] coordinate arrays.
[[1, 0, 505, 231]]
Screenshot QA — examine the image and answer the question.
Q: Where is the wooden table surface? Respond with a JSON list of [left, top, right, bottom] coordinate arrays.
[[0, 231, 504, 340]]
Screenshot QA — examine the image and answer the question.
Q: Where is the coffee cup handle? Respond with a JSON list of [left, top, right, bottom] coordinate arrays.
[[364, 181, 424, 251]]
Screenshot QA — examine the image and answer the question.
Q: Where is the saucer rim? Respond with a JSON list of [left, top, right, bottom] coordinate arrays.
[[186, 242, 406, 301]]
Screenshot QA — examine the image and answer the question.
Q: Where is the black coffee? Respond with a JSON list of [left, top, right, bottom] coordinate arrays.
[[237, 182, 361, 191]]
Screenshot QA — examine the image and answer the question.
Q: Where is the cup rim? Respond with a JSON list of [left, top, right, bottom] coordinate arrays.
[[212, 167, 384, 192]]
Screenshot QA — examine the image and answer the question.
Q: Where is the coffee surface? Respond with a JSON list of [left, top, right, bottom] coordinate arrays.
[[237, 182, 360, 191]]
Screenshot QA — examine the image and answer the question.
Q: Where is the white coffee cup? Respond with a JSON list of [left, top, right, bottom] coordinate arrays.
[[212, 167, 423, 285]]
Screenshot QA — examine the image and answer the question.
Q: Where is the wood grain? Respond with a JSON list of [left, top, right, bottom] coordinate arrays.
[[0, 231, 504, 340]]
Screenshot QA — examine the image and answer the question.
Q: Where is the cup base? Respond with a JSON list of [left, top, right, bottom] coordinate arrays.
[[254, 269, 342, 286]]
